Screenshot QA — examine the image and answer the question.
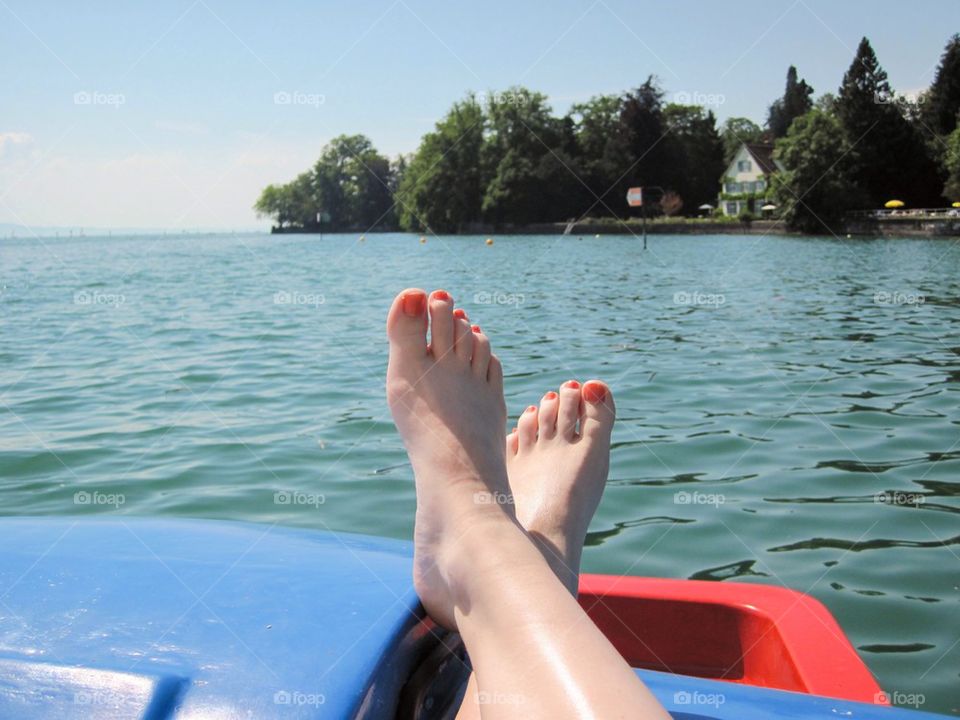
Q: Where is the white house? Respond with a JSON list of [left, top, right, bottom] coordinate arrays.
[[719, 143, 783, 216]]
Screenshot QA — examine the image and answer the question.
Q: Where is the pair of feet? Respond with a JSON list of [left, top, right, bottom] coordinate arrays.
[[385, 288, 615, 627]]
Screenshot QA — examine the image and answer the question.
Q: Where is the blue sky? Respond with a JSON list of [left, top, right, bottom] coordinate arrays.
[[0, 0, 956, 230]]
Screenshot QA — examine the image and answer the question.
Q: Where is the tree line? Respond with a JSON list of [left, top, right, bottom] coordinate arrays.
[[255, 34, 960, 234]]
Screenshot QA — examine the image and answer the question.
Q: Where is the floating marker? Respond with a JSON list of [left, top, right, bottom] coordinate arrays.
[[485, 238, 493, 246], [419, 236, 427, 244], [359, 235, 365, 242], [595, 234, 601, 238]]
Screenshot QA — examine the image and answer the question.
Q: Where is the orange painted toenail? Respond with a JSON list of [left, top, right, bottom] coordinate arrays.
[[402, 291, 427, 317], [583, 381, 607, 403], [471, 324, 481, 333], [453, 308, 468, 320], [544, 391, 558, 400], [433, 289, 450, 301], [565, 380, 580, 389], [526, 405, 537, 413]]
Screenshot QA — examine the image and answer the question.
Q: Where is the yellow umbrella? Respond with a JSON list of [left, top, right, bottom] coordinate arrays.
[[884, 200, 905, 208], [952, 202, 960, 208]]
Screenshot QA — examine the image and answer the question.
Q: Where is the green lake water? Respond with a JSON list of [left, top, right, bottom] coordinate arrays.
[[1, 232, 958, 714]]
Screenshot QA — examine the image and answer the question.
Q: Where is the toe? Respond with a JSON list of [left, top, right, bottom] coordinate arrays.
[[506, 429, 519, 456], [386, 289, 428, 357], [453, 316, 473, 362], [516, 404, 539, 450], [470, 325, 491, 377], [557, 380, 582, 439], [580, 380, 616, 439], [427, 290, 455, 359], [537, 390, 560, 438]]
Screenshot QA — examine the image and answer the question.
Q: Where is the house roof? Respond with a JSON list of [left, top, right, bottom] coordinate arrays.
[[744, 143, 779, 175]]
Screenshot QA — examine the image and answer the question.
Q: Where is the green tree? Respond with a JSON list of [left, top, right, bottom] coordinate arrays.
[[836, 37, 941, 207], [617, 77, 674, 211], [663, 104, 726, 210], [921, 34, 960, 137], [771, 109, 865, 233], [767, 66, 814, 138], [481, 87, 576, 224], [570, 94, 625, 213], [719, 117, 764, 164], [312, 134, 394, 229], [943, 126, 960, 201], [396, 97, 484, 232]]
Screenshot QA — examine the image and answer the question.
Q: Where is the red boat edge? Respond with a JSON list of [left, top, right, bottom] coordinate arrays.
[[578, 573, 888, 705]]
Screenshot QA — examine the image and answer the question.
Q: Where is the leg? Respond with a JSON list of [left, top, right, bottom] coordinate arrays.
[[386, 289, 669, 720], [456, 377, 614, 718]]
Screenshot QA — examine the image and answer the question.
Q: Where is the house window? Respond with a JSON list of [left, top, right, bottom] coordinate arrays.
[[738, 160, 752, 172], [726, 202, 738, 215], [756, 179, 766, 191], [727, 182, 740, 193]]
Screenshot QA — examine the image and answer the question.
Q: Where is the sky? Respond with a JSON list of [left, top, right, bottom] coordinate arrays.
[[0, 0, 956, 231]]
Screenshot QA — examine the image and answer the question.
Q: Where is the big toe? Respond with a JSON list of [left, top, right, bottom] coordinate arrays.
[[580, 380, 615, 440], [387, 289, 428, 360]]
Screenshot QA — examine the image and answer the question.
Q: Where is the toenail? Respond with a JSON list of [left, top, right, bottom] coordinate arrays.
[[433, 289, 451, 301], [565, 380, 580, 389], [471, 324, 481, 333], [453, 308, 468, 320], [583, 381, 607, 403], [544, 391, 558, 400], [526, 405, 537, 413], [402, 291, 427, 317]]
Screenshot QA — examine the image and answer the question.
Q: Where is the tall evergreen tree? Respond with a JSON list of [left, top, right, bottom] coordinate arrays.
[[836, 37, 940, 206], [719, 117, 765, 164], [617, 77, 673, 208], [922, 34, 960, 138], [663, 104, 726, 209], [768, 66, 814, 138]]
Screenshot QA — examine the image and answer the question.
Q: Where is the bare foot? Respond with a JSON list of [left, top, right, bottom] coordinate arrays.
[[507, 379, 616, 594], [385, 288, 515, 629]]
